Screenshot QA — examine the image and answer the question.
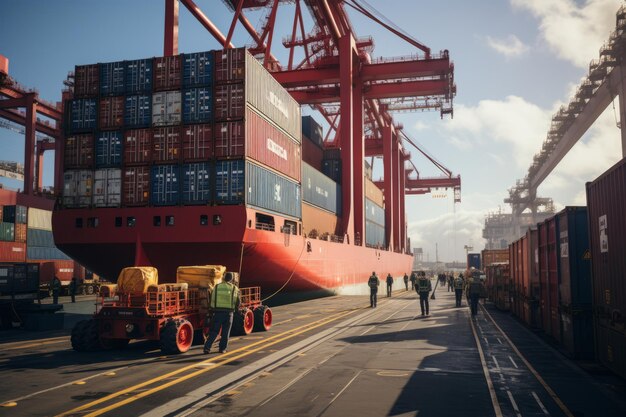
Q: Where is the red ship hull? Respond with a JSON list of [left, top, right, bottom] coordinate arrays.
[[52, 205, 412, 299]]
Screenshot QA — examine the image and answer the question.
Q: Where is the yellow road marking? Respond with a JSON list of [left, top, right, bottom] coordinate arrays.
[[480, 305, 575, 417], [56, 307, 359, 417], [469, 315, 503, 417], [1, 402, 17, 407], [0, 337, 68, 351]]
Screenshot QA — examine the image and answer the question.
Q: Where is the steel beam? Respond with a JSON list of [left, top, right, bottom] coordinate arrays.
[[353, 68, 365, 246], [383, 124, 394, 250], [24, 94, 36, 195], [164, 0, 179, 56], [339, 34, 355, 244]]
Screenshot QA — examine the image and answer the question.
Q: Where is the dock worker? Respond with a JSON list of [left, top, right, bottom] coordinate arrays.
[[51, 276, 61, 305], [403, 273, 409, 291], [204, 272, 240, 354], [410, 271, 417, 290], [386, 273, 393, 297], [416, 271, 432, 316], [467, 272, 486, 316], [454, 273, 464, 307], [368, 271, 380, 308], [69, 277, 78, 303]]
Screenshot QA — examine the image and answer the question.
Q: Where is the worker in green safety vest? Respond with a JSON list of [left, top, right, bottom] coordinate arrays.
[[416, 271, 432, 316], [203, 272, 240, 354], [454, 274, 465, 307]]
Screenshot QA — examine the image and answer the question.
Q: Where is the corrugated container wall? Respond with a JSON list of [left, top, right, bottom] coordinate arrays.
[[215, 160, 244, 204], [557, 207, 592, 306], [214, 48, 245, 84], [26, 229, 55, 247], [182, 51, 214, 87], [481, 249, 509, 268], [246, 162, 301, 219], [365, 178, 384, 207], [14, 223, 26, 243], [365, 221, 385, 248], [183, 87, 212, 123], [124, 95, 151, 127], [0, 222, 14, 241], [302, 163, 341, 215], [301, 116, 323, 147], [124, 129, 151, 165], [154, 55, 181, 91], [74, 64, 99, 98], [125, 59, 152, 94], [64, 134, 94, 168], [182, 162, 211, 205], [302, 202, 339, 238], [152, 91, 181, 126], [322, 159, 341, 183], [151, 165, 180, 206], [95, 131, 123, 167], [152, 127, 181, 163], [27, 246, 70, 260], [0, 263, 39, 295], [99, 96, 124, 129], [27, 208, 52, 230], [302, 134, 323, 171], [123, 166, 150, 206], [100, 61, 125, 95], [2, 205, 27, 224], [467, 253, 481, 270], [0, 242, 26, 262], [586, 157, 626, 379], [365, 198, 384, 226], [183, 124, 212, 161], [69, 99, 97, 132], [93, 168, 122, 207]]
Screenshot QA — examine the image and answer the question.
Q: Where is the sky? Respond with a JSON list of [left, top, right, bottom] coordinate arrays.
[[0, 0, 623, 262]]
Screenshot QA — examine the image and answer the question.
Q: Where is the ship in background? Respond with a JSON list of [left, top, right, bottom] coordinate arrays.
[[51, 48, 414, 299]]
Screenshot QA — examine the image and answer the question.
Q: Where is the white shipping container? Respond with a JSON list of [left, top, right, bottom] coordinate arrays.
[[152, 91, 181, 126], [63, 171, 79, 207], [93, 168, 122, 207], [27, 207, 52, 231], [242, 51, 301, 142], [78, 170, 93, 207]]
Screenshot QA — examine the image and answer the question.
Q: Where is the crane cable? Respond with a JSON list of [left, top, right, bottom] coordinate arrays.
[[260, 234, 307, 303]]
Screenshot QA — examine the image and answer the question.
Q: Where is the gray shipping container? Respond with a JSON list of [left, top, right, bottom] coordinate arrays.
[[26, 246, 70, 260], [365, 220, 385, 248], [93, 168, 122, 207], [365, 198, 385, 226], [302, 162, 341, 215], [62, 170, 93, 208], [26, 229, 55, 248], [246, 161, 301, 219], [152, 91, 182, 126]]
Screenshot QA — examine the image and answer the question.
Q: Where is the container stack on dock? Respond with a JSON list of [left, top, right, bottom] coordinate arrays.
[[586, 158, 626, 378], [65, 48, 302, 221], [482, 249, 510, 311], [0, 204, 26, 262]]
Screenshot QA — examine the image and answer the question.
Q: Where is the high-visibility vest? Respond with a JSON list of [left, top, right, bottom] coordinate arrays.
[[418, 278, 430, 292], [211, 282, 239, 310], [454, 278, 464, 289]]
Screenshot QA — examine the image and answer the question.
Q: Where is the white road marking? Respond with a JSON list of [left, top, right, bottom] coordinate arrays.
[[491, 355, 501, 371], [483, 337, 489, 345], [532, 391, 550, 415], [507, 390, 523, 417], [360, 326, 376, 336], [509, 356, 519, 369], [497, 338, 503, 345], [258, 367, 314, 407]]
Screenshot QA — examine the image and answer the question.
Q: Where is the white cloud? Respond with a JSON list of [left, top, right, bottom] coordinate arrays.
[[511, 0, 621, 68], [486, 34, 530, 57], [413, 120, 429, 131], [442, 96, 552, 167]]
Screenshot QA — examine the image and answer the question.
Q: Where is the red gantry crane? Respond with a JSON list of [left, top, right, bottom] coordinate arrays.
[[167, 0, 458, 253]]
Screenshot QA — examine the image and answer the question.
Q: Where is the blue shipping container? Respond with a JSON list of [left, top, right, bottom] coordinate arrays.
[[302, 116, 323, 147], [557, 206, 592, 306], [100, 61, 126, 95], [124, 95, 152, 127], [467, 253, 481, 270], [183, 87, 212, 124], [365, 198, 385, 226], [151, 165, 180, 206], [246, 162, 301, 219], [69, 99, 97, 132], [26, 246, 70, 260], [95, 131, 123, 167], [365, 220, 385, 248], [215, 160, 245, 204], [182, 51, 214, 86], [125, 59, 152, 94], [182, 162, 212, 205], [26, 229, 56, 247], [302, 163, 341, 215]]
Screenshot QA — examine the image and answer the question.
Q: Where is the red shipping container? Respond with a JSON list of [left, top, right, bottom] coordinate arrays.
[[154, 55, 181, 91], [64, 134, 94, 168], [183, 124, 213, 161], [0, 242, 26, 262], [14, 223, 26, 243], [215, 108, 302, 181], [39, 260, 75, 285], [153, 127, 181, 163], [546, 216, 561, 343], [124, 129, 152, 165], [74, 64, 99, 98], [302, 133, 324, 171], [214, 83, 244, 121], [214, 48, 245, 84], [99, 96, 124, 129], [481, 249, 509, 268], [538, 221, 551, 335], [123, 166, 150, 206], [586, 157, 626, 379]]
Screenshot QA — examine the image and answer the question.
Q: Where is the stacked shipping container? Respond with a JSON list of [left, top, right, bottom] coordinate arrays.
[[65, 48, 302, 221], [586, 158, 626, 378], [0, 205, 26, 262]]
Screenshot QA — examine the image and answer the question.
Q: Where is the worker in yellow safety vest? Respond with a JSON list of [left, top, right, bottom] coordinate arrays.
[[416, 271, 432, 316], [203, 272, 240, 354]]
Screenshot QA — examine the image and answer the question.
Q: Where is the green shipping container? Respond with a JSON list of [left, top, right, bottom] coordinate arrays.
[[0, 222, 15, 242]]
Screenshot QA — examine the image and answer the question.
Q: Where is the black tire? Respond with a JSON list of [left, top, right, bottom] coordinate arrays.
[[253, 305, 272, 332], [160, 319, 194, 354], [71, 319, 100, 352], [232, 308, 254, 336], [100, 338, 130, 350]]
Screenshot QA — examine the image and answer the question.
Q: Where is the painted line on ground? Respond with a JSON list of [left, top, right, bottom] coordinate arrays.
[[531, 391, 550, 415], [480, 304, 575, 417], [507, 390, 522, 417], [509, 356, 519, 369], [469, 316, 503, 417]]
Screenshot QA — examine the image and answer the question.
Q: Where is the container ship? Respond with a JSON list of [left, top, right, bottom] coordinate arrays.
[[52, 48, 412, 299]]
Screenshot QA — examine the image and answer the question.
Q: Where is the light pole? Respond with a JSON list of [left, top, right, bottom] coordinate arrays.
[[463, 244, 473, 260]]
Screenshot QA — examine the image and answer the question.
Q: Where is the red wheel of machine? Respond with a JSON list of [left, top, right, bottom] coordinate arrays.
[[253, 305, 272, 332], [160, 319, 194, 354], [233, 308, 254, 335]]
